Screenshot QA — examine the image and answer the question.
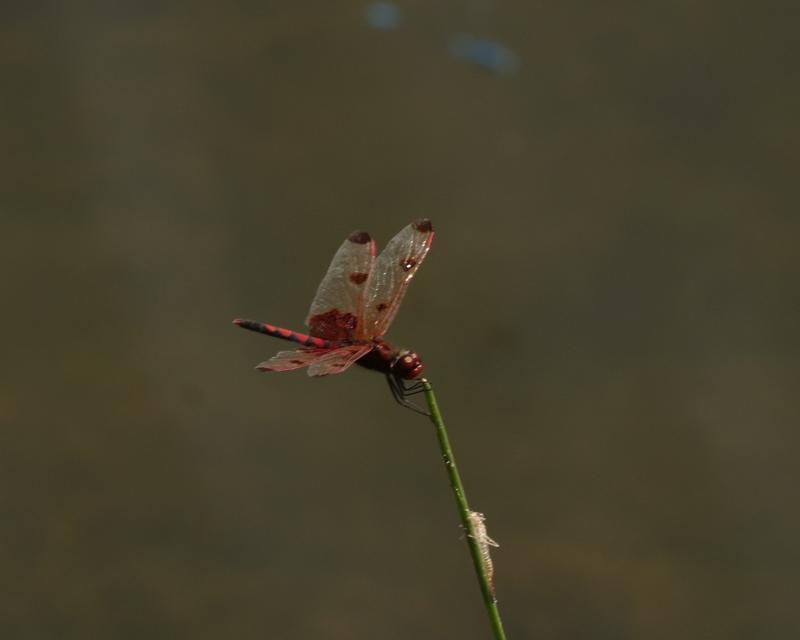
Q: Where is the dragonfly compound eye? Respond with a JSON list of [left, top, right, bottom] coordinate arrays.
[[395, 352, 424, 379]]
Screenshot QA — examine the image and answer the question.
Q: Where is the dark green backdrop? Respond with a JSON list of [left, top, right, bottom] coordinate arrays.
[[2, 2, 798, 638]]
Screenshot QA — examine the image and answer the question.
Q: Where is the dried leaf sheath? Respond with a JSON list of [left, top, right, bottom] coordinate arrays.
[[467, 511, 500, 602]]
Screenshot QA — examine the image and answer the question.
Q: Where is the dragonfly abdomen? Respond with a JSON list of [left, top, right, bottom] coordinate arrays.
[[233, 319, 332, 349]]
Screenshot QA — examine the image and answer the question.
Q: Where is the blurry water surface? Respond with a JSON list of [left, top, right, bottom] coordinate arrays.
[[1, 3, 798, 639]]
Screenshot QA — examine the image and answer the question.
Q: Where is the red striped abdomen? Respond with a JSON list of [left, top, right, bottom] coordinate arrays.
[[233, 319, 333, 349]]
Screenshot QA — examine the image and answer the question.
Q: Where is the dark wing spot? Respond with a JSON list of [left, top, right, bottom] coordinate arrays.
[[400, 257, 417, 272], [349, 272, 368, 284], [308, 309, 358, 341], [412, 218, 433, 232], [348, 230, 372, 244], [376, 302, 388, 313], [257, 366, 274, 371], [290, 360, 305, 365]]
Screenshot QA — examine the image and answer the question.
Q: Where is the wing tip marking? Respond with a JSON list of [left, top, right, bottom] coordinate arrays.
[[412, 218, 433, 233], [348, 230, 372, 244]]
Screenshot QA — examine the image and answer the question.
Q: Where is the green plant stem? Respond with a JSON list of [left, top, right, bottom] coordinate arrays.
[[421, 378, 507, 640]]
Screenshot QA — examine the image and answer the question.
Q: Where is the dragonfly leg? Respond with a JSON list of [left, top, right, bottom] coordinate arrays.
[[401, 379, 427, 395], [386, 375, 431, 416]]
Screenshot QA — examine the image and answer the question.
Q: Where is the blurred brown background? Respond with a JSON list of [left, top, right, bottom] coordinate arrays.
[[1, 2, 798, 638]]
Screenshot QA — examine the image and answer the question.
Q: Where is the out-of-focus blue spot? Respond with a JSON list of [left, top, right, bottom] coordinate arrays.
[[449, 34, 519, 76], [366, 2, 401, 30]]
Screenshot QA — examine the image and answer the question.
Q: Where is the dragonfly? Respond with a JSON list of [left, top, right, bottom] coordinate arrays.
[[234, 218, 434, 414]]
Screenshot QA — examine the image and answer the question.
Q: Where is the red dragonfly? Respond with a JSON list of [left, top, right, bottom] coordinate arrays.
[[234, 218, 434, 414]]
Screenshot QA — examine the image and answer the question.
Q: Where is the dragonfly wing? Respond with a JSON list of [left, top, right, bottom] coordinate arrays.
[[307, 344, 372, 377], [256, 348, 331, 372], [305, 230, 376, 341], [360, 218, 434, 339]]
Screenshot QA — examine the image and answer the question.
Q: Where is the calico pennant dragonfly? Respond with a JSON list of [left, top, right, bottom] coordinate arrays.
[[234, 218, 434, 414]]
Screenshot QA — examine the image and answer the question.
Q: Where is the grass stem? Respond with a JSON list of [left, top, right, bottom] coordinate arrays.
[[420, 378, 508, 640]]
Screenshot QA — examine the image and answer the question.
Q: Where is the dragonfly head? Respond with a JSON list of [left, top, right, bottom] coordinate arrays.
[[393, 350, 424, 380]]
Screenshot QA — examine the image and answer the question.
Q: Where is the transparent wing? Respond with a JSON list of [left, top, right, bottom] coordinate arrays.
[[359, 219, 434, 339], [256, 348, 331, 372], [307, 344, 372, 377], [305, 230, 376, 341]]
